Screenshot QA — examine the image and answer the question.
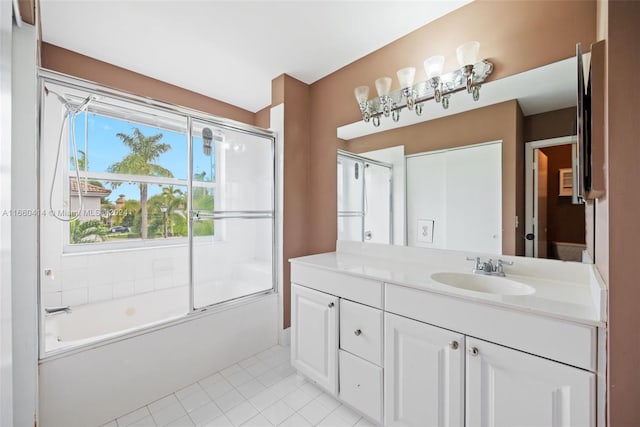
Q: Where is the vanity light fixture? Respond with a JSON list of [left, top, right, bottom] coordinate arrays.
[[353, 41, 493, 127]]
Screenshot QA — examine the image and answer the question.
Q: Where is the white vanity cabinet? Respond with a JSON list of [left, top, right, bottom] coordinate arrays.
[[290, 284, 339, 394], [290, 264, 385, 423], [384, 313, 464, 427], [465, 337, 595, 427], [290, 255, 600, 427]]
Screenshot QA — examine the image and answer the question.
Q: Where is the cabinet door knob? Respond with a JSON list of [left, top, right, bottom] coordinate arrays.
[[354, 329, 362, 336], [328, 302, 334, 308], [450, 340, 459, 350], [469, 346, 479, 357]]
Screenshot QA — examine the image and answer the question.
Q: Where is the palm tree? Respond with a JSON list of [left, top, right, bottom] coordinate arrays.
[[161, 186, 186, 236], [108, 128, 172, 239], [70, 220, 107, 243]]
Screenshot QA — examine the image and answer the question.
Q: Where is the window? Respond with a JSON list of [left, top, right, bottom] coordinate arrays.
[[40, 78, 276, 355]]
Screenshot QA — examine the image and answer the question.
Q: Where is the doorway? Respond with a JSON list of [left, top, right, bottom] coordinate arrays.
[[525, 136, 586, 260]]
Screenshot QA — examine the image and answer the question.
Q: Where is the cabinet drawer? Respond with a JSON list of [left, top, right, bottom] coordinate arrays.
[[340, 300, 383, 366], [339, 350, 383, 423], [385, 284, 597, 371], [291, 263, 383, 308]]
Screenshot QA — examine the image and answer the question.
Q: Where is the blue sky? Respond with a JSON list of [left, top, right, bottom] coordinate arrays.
[[71, 113, 214, 203]]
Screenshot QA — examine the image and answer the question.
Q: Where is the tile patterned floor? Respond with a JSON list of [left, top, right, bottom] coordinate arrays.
[[102, 346, 376, 427]]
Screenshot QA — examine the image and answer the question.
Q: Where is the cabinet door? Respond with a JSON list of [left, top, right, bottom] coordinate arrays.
[[290, 284, 339, 394], [466, 338, 595, 427], [384, 313, 464, 427]]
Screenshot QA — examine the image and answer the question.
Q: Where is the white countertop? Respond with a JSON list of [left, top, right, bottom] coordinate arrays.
[[290, 241, 607, 327]]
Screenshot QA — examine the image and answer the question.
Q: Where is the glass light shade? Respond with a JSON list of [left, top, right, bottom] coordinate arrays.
[[354, 86, 370, 103], [456, 41, 480, 67], [375, 77, 393, 97], [424, 55, 445, 79], [396, 67, 416, 89]]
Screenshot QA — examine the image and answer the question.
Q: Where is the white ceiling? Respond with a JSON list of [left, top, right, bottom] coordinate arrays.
[[39, 0, 472, 113]]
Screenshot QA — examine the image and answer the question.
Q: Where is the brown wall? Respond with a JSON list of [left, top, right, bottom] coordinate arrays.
[[273, 75, 311, 329], [523, 107, 576, 142], [606, 1, 640, 425], [306, 0, 596, 257], [18, 0, 35, 25], [255, 106, 270, 129], [41, 43, 256, 125], [539, 145, 586, 256], [346, 100, 523, 255]]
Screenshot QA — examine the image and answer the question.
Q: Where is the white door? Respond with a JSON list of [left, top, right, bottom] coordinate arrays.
[[466, 338, 595, 427], [290, 284, 339, 395], [534, 149, 549, 258], [384, 313, 464, 427]]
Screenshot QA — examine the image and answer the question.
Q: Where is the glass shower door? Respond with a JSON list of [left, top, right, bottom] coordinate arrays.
[[363, 162, 392, 243], [190, 119, 275, 309], [337, 155, 364, 241]]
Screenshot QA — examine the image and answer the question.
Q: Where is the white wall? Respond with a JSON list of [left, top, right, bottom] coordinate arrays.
[[39, 294, 278, 427], [406, 142, 502, 254], [0, 2, 14, 425], [10, 19, 39, 427]]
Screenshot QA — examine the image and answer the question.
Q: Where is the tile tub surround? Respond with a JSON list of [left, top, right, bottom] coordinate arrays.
[[105, 345, 373, 427], [290, 241, 607, 326]]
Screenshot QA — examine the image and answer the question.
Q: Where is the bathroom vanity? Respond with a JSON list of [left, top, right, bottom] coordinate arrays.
[[289, 241, 606, 427]]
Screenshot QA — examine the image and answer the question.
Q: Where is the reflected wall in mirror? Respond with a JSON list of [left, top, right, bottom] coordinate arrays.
[[337, 56, 591, 263]]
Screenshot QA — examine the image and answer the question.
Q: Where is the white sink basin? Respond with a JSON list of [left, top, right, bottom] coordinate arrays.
[[430, 272, 535, 296]]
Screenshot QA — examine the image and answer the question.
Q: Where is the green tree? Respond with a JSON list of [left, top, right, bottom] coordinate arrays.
[[70, 220, 107, 243], [161, 186, 186, 237], [107, 128, 172, 239]]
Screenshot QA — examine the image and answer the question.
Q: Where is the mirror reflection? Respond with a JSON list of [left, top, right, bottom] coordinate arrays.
[[337, 56, 589, 263]]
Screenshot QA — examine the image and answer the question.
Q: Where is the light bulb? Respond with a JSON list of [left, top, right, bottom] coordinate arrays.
[[396, 67, 416, 89], [375, 77, 392, 97], [354, 86, 369, 104], [424, 55, 445, 79], [456, 41, 480, 67]]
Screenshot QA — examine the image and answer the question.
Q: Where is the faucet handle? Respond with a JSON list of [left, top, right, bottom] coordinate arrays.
[[466, 256, 482, 271], [495, 259, 514, 275]]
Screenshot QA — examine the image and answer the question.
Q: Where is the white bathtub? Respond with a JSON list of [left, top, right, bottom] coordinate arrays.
[[44, 270, 273, 353], [44, 286, 189, 352]]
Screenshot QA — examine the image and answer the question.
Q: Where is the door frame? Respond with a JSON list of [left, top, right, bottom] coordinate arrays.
[[525, 135, 577, 257]]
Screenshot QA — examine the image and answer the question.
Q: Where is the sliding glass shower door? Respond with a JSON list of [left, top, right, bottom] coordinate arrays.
[[337, 151, 392, 244], [190, 119, 275, 309], [39, 75, 276, 356]]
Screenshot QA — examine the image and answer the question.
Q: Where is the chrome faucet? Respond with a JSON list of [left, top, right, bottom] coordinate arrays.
[[45, 306, 72, 316], [466, 257, 514, 277]]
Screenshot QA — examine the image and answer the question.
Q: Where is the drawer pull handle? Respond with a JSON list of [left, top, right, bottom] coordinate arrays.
[[328, 302, 334, 308], [450, 340, 459, 350], [354, 329, 362, 336], [469, 347, 479, 357]]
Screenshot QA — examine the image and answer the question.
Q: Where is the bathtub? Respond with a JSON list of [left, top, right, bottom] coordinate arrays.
[[44, 286, 189, 352], [44, 272, 273, 353]]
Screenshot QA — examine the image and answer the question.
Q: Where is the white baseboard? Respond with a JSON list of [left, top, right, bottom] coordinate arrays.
[[279, 327, 290, 347]]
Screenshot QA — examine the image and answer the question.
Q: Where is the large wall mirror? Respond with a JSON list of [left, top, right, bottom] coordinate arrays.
[[337, 55, 592, 264]]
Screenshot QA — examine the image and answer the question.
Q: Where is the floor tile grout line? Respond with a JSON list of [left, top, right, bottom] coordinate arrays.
[[110, 346, 360, 427]]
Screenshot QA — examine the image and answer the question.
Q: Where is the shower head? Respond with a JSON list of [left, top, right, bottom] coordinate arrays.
[[44, 86, 96, 115], [44, 85, 71, 106], [202, 127, 213, 156]]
